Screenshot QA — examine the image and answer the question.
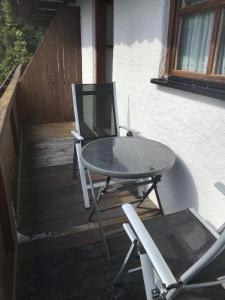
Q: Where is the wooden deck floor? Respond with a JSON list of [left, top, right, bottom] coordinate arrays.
[[17, 225, 225, 300], [17, 123, 159, 253], [18, 123, 158, 241], [16, 123, 225, 299], [16, 122, 160, 299]]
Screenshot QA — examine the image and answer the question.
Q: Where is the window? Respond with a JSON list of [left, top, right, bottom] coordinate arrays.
[[165, 0, 225, 83]]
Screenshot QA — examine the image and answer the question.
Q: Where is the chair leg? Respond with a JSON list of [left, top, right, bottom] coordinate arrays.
[[137, 178, 148, 198], [76, 142, 90, 208], [88, 176, 111, 221], [113, 241, 138, 285], [73, 140, 78, 178], [140, 253, 156, 300], [87, 169, 111, 262], [153, 176, 164, 215]]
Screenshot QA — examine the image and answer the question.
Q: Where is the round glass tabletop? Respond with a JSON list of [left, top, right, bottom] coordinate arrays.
[[81, 137, 176, 179]]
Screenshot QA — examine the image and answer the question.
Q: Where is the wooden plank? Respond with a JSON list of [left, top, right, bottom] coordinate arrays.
[[0, 67, 16, 98], [0, 121, 17, 202], [22, 122, 75, 139], [18, 191, 158, 236], [22, 137, 74, 168], [0, 65, 21, 142], [17, 209, 159, 259], [17, 7, 82, 124]]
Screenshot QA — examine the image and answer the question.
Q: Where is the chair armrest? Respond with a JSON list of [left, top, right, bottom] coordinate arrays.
[[214, 182, 225, 234], [71, 130, 84, 141], [119, 125, 140, 136], [122, 204, 177, 287]]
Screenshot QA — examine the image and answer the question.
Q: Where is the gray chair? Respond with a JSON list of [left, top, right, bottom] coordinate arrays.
[[71, 82, 139, 208], [114, 199, 225, 299]]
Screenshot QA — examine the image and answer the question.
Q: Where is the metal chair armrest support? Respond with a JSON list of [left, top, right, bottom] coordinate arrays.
[[183, 277, 225, 290], [71, 130, 84, 142], [119, 125, 140, 136], [122, 204, 177, 287]]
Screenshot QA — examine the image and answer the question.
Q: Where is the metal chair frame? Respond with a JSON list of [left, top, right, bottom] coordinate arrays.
[[114, 203, 225, 299], [71, 82, 140, 208]]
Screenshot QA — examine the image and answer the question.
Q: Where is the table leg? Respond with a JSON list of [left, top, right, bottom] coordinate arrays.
[[153, 176, 164, 215], [137, 176, 164, 214], [88, 176, 111, 221], [87, 169, 111, 262]]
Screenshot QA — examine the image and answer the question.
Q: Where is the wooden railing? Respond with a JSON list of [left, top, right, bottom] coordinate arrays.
[[0, 64, 22, 300], [0, 67, 17, 98]]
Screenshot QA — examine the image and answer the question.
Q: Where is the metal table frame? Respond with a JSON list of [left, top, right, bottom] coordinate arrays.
[[87, 170, 163, 261]]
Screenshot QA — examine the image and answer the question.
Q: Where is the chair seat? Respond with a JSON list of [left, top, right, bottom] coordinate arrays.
[[143, 210, 216, 280]]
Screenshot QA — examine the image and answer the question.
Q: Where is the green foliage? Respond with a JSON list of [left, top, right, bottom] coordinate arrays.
[[0, 0, 46, 85]]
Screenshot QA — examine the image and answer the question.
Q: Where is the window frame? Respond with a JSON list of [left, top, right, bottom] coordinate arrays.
[[165, 0, 225, 83]]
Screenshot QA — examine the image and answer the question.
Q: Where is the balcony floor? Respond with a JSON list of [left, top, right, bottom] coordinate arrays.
[[17, 123, 159, 241], [16, 123, 225, 300], [17, 223, 225, 300], [16, 122, 159, 298]]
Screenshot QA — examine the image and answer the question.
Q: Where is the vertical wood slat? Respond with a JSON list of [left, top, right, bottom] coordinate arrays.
[[17, 7, 82, 124]]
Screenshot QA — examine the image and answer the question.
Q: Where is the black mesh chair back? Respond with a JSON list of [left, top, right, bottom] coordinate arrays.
[[73, 83, 118, 141]]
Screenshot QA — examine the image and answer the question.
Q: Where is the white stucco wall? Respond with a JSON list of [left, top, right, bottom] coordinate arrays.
[[79, 0, 225, 229], [79, 0, 96, 83], [113, 0, 225, 228]]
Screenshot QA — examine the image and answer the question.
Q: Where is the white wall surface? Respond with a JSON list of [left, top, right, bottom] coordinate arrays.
[[113, 0, 225, 229], [79, 0, 96, 83], [80, 0, 225, 228]]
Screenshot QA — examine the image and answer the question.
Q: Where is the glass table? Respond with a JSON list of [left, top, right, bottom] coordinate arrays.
[[81, 136, 176, 260]]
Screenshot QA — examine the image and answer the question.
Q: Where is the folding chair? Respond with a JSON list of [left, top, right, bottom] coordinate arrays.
[[114, 200, 225, 299], [71, 82, 140, 208]]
